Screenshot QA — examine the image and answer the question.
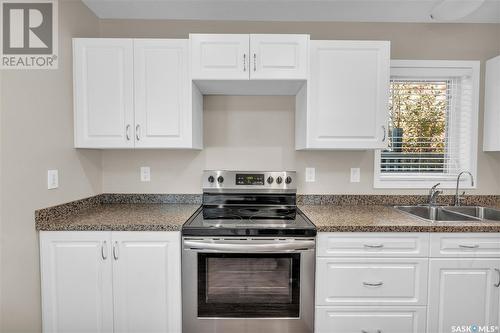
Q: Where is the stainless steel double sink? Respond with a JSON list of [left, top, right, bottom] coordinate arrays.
[[395, 205, 500, 222]]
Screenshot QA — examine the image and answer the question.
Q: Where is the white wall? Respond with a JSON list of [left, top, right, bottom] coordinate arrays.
[[0, 2, 101, 332], [99, 20, 500, 195]]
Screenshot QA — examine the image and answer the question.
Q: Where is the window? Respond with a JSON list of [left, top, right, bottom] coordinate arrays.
[[374, 60, 479, 189]]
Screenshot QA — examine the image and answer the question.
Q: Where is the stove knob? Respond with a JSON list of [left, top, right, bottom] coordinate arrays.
[[217, 176, 224, 184], [267, 176, 274, 184], [285, 176, 292, 184], [276, 176, 283, 184], [208, 176, 215, 183]]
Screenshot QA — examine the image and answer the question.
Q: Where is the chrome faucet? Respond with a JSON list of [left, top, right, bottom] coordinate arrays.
[[428, 183, 442, 206], [455, 171, 475, 206]]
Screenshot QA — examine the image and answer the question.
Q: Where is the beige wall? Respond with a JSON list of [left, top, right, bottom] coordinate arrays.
[[0, 2, 102, 332], [100, 20, 500, 194]]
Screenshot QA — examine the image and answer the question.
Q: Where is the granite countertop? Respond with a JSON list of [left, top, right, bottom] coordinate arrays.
[[36, 203, 201, 231], [299, 204, 500, 232]]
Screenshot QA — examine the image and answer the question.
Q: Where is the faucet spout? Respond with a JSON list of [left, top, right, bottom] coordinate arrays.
[[455, 171, 474, 206]]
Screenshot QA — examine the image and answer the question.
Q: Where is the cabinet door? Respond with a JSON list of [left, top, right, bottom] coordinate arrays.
[[190, 34, 249, 80], [73, 39, 134, 148], [134, 39, 191, 148], [428, 258, 500, 333], [112, 232, 181, 333], [40, 231, 113, 333], [249, 34, 309, 80], [306, 40, 390, 149]]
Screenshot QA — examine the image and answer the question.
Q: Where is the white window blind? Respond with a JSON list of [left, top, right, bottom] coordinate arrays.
[[374, 60, 479, 189]]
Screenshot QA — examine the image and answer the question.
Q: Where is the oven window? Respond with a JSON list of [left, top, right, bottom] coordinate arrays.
[[198, 253, 300, 318]]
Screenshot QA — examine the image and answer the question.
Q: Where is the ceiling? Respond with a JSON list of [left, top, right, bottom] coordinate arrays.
[[82, 0, 500, 23]]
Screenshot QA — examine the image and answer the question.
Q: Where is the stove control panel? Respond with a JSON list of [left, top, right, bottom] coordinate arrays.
[[203, 170, 296, 191]]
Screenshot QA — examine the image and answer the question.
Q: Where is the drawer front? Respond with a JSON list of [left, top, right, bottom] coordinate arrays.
[[315, 306, 426, 333], [316, 258, 428, 306], [430, 233, 500, 257], [317, 233, 429, 257]]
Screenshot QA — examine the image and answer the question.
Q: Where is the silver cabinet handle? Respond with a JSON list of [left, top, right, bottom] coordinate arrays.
[[362, 330, 382, 333], [101, 241, 108, 260], [243, 54, 247, 72], [135, 124, 141, 141], [125, 124, 131, 141], [382, 125, 387, 142], [363, 281, 384, 287], [364, 243, 384, 249], [113, 241, 119, 260], [494, 268, 500, 288], [253, 53, 257, 72], [458, 244, 479, 249]]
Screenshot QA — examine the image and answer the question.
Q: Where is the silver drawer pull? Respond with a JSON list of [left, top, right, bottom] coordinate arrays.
[[363, 281, 384, 287], [362, 330, 382, 333], [494, 268, 500, 288], [364, 244, 384, 249], [458, 244, 479, 249]]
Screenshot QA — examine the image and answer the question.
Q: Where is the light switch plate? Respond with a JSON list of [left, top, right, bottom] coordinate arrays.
[[47, 170, 58, 189], [305, 168, 315, 182], [140, 167, 151, 182], [350, 168, 361, 183]]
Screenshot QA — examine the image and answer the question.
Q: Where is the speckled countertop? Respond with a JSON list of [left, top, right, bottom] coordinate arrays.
[[299, 204, 500, 232], [36, 203, 201, 231], [35, 194, 500, 232]]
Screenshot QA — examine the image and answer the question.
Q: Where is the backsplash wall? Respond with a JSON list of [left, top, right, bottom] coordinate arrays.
[[100, 20, 500, 195]]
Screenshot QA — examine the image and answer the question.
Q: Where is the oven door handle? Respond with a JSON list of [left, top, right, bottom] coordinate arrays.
[[184, 240, 315, 253]]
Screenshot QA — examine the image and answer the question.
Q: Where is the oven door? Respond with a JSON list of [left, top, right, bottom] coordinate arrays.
[[182, 238, 315, 333]]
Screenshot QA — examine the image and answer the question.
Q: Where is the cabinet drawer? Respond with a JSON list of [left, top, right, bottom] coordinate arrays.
[[316, 258, 428, 306], [317, 233, 429, 257], [430, 233, 500, 257], [315, 306, 426, 333]]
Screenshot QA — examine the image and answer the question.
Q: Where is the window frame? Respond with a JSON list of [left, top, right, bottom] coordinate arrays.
[[374, 60, 480, 189]]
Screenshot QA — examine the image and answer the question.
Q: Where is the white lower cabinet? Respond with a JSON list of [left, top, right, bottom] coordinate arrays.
[[40, 231, 181, 333], [427, 258, 500, 333], [315, 306, 426, 333]]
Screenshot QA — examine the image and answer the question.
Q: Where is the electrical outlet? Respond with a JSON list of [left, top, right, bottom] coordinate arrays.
[[305, 168, 315, 182], [47, 170, 59, 189], [140, 167, 151, 182], [350, 168, 361, 183]]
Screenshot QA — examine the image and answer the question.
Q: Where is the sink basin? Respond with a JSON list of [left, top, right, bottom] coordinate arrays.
[[441, 206, 500, 221], [395, 206, 482, 222]]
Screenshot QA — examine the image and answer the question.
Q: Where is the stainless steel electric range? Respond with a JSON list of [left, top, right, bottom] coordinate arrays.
[[182, 170, 316, 333]]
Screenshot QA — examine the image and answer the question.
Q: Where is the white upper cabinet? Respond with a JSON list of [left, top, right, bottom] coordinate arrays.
[[483, 55, 500, 151], [249, 34, 308, 80], [134, 39, 198, 148], [296, 40, 390, 149], [73, 38, 202, 149], [73, 39, 134, 148], [190, 34, 249, 80], [190, 34, 309, 81]]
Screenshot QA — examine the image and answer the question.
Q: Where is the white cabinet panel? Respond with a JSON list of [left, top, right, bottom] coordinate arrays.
[[430, 233, 500, 258], [73, 39, 134, 148], [190, 34, 249, 80], [249, 34, 308, 80], [427, 258, 500, 333], [134, 39, 192, 148], [316, 257, 428, 306], [315, 306, 426, 333], [112, 232, 181, 333], [484, 55, 500, 151], [298, 40, 390, 149], [40, 231, 113, 333], [317, 233, 429, 257]]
